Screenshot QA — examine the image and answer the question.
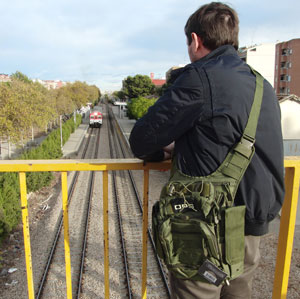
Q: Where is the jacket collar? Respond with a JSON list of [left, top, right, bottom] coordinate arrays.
[[194, 45, 238, 64]]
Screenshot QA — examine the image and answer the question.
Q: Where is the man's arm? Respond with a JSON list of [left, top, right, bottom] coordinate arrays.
[[129, 66, 204, 161]]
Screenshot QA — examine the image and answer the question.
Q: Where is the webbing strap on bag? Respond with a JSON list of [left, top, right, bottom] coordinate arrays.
[[152, 68, 264, 285], [222, 69, 264, 186]]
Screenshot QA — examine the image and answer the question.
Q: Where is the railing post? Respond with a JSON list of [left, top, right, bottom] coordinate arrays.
[[272, 167, 300, 299], [61, 172, 73, 299], [103, 170, 109, 298], [19, 172, 35, 299], [141, 169, 149, 299]]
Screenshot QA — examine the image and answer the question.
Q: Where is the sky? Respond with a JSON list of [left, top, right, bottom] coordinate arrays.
[[1, 0, 300, 92]]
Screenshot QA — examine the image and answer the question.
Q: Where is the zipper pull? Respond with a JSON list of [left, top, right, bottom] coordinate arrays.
[[214, 215, 219, 224], [168, 184, 175, 196]]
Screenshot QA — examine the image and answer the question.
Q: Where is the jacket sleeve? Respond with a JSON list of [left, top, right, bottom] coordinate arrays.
[[129, 66, 205, 161]]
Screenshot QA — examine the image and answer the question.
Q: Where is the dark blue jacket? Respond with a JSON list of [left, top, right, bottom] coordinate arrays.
[[129, 45, 285, 236]]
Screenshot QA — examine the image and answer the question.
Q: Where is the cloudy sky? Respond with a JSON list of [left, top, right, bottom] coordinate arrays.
[[1, 0, 300, 92]]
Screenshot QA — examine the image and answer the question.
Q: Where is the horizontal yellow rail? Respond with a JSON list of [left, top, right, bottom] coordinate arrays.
[[0, 157, 299, 299], [0, 158, 171, 172]]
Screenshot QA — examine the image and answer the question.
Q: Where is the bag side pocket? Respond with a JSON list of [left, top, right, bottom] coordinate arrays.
[[225, 205, 246, 279]]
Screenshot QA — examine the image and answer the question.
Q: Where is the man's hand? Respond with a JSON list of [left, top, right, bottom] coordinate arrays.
[[163, 151, 172, 160], [163, 142, 175, 160]]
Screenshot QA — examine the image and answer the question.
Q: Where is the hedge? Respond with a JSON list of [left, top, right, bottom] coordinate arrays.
[[0, 114, 82, 241], [127, 96, 157, 120]]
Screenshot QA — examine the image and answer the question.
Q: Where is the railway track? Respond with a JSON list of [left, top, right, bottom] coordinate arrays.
[[36, 124, 101, 298], [106, 106, 170, 298], [26, 104, 170, 298]]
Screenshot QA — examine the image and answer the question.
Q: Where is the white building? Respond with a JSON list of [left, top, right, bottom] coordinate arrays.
[[279, 94, 300, 225], [279, 94, 300, 155], [239, 43, 276, 87], [33, 79, 66, 90]]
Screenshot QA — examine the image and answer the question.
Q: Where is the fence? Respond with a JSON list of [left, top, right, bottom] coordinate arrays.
[[0, 157, 299, 299]]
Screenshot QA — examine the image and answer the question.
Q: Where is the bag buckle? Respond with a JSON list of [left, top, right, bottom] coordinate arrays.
[[241, 134, 255, 149]]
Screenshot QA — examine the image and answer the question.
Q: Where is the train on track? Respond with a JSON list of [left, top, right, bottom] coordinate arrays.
[[89, 110, 102, 127]]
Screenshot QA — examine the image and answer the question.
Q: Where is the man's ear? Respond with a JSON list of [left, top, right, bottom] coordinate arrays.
[[191, 32, 210, 59], [191, 32, 204, 51]]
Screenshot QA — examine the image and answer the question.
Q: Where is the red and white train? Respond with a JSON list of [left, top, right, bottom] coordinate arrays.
[[89, 110, 102, 128]]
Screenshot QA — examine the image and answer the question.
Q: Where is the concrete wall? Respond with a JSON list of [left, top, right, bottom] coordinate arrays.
[[280, 100, 300, 139]]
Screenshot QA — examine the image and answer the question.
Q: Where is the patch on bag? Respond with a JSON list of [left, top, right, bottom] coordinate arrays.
[[198, 260, 227, 286], [170, 197, 196, 213]]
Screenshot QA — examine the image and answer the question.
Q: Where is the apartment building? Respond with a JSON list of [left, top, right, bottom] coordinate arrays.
[[238, 43, 276, 87], [0, 74, 11, 82], [33, 79, 66, 90], [274, 38, 300, 97]]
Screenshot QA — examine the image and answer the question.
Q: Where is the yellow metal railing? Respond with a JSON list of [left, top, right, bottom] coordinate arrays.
[[0, 157, 299, 299], [273, 157, 300, 299]]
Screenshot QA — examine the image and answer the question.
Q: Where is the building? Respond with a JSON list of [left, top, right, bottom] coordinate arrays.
[[33, 79, 67, 90], [278, 94, 300, 226], [279, 94, 300, 141], [150, 73, 166, 87], [0, 74, 11, 82], [238, 43, 276, 87], [274, 38, 300, 97]]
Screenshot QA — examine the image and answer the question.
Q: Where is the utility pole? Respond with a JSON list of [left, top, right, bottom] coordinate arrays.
[[60, 115, 63, 151], [8, 136, 11, 159]]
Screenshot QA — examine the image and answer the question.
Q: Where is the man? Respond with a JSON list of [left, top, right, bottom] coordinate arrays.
[[129, 2, 284, 298]]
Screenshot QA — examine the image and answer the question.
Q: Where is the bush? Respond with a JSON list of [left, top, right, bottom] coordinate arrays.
[[0, 115, 82, 242], [127, 97, 157, 120], [0, 173, 20, 237]]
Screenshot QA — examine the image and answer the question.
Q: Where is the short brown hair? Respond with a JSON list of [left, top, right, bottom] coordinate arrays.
[[185, 2, 239, 50]]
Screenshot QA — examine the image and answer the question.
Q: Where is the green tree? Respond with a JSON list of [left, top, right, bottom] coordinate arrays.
[[127, 97, 157, 120], [68, 81, 89, 108], [123, 75, 155, 98], [0, 72, 56, 142], [11, 71, 32, 84], [0, 80, 37, 142], [53, 86, 76, 115], [87, 85, 101, 105], [0, 71, 100, 144], [0, 82, 22, 141]]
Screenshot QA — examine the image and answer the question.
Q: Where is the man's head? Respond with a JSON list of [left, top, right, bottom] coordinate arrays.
[[185, 2, 239, 62]]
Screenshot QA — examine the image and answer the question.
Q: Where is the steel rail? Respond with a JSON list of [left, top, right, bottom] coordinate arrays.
[[109, 106, 171, 297], [107, 107, 133, 299], [76, 126, 101, 297], [36, 127, 93, 299]]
